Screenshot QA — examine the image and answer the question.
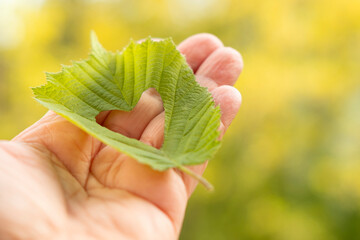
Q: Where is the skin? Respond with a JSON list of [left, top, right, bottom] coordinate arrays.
[[0, 34, 243, 240]]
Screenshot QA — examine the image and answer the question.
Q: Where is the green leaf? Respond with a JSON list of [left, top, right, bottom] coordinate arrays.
[[32, 32, 221, 189]]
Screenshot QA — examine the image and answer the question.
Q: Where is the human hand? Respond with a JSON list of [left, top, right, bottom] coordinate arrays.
[[0, 34, 243, 240]]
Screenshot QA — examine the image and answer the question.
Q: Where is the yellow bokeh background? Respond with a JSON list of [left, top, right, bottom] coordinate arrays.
[[0, 0, 359, 239]]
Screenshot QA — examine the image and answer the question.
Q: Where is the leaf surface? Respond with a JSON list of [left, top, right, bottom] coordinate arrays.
[[33, 33, 221, 188]]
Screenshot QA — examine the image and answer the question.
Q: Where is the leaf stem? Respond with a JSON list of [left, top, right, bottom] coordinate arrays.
[[177, 166, 214, 191]]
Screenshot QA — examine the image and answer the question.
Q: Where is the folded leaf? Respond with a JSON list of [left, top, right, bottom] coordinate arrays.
[[32, 32, 221, 189]]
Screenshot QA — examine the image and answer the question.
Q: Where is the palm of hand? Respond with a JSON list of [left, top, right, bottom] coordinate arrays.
[[0, 34, 242, 240]]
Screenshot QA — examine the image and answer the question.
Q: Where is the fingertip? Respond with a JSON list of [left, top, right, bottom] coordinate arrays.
[[197, 46, 243, 86], [211, 85, 242, 128], [178, 33, 224, 51], [224, 46, 244, 74], [185, 33, 224, 48], [178, 33, 224, 72]]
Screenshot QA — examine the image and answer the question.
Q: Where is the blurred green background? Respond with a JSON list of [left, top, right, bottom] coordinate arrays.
[[0, 0, 359, 239]]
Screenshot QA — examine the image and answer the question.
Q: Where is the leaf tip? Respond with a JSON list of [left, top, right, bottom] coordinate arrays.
[[90, 30, 98, 45], [90, 30, 106, 55]]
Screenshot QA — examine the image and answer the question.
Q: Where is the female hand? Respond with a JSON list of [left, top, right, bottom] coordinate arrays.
[[0, 33, 243, 240]]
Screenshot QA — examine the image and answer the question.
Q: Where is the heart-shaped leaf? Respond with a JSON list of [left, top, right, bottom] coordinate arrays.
[[33, 32, 221, 189]]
